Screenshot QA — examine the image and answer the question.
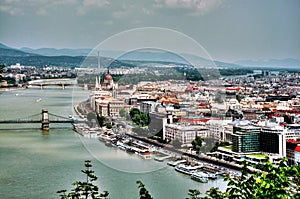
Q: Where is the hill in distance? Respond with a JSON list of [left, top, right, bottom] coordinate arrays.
[[0, 43, 37, 57], [1, 43, 300, 69], [20, 47, 92, 57], [235, 58, 300, 68]]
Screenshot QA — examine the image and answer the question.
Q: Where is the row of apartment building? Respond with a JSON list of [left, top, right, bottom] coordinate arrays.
[[89, 72, 300, 166]]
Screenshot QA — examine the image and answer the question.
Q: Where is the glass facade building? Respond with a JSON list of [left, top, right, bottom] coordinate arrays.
[[232, 125, 261, 153], [260, 126, 286, 157]]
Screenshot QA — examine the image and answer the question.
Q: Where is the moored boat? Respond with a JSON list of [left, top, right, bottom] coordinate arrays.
[[191, 172, 208, 183], [175, 164, 201, 175], [201, 171, 217, 180], [139, 151, 151, 160], [167, 159, 187, 167]]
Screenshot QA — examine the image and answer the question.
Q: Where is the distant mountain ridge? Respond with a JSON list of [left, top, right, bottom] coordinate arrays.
[[0, 43, 235, 67], [235, 58, 300, 68], [0, 43, 37, 57], [1, 42, 300, 68], [0, 43, 12, 49], [20, 47, 92, 57]]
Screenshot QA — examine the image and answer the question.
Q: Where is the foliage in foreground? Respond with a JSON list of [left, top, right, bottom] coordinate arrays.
[[185, 158, 300, 199], [57, 160, 109, 199], [58, 159, 300, 199], [136, 180, 153, 199]]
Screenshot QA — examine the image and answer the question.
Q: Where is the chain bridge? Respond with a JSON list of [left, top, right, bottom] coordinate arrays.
[[0, 109, 84, 130]]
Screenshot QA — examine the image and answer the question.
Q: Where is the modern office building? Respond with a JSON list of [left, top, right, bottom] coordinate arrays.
[[231, 125, 261, 153], [148, 112, 168, 138], [260, 125, 286, 157]]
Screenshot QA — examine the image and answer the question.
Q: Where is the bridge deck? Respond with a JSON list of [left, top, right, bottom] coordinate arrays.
[[0, 120, 80, 124]]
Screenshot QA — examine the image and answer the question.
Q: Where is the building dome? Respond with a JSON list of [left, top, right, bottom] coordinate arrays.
[[104, 74, 113, 81]]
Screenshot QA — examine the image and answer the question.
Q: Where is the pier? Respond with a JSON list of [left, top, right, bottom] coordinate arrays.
[[154, 154, 173, 162]]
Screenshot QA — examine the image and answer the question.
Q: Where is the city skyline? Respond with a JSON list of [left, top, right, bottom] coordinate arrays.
[[0, 0, 300, 62]]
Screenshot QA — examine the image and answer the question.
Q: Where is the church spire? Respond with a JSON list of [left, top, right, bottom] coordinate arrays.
[[97, 51, 100, 70], [95, 76, 99, 90]]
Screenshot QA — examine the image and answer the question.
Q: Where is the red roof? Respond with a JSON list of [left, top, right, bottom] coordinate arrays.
[[226, 87, 243, 91], [286, 139, 300, 144], [143, 151, 151, 155], [295, 146, 300, 152], [104, 74, 113, 81]]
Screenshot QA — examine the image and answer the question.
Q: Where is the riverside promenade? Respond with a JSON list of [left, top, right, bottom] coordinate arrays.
[[74, 100, 245, 174]]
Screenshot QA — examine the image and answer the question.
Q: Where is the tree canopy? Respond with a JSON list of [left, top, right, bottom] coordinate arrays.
[[191, 136, 203, 154], [58, 159, 300, 199], [129, 108, 149, 127], [57, 160, 109, 199]]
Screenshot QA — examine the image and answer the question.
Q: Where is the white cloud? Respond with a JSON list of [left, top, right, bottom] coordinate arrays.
[[76, 0, 109, 15], [142, 8, 153, 15], [155, 0, 222, 15], [0, 0, 108, 16], [82, 0, 109, 7], [0, 5, 24, 15], [36, 8, 47, 16]]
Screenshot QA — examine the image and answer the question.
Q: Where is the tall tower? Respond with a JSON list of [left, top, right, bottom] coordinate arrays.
[[97, 51, 100, 70]]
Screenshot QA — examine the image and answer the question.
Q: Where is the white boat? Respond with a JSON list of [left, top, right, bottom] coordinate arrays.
[[167, 159, 187, 167], [216, 171, 225, 175], [36, 98, 42, 102], [98, 134, 114, 142], [201, 171, 217, 179], [175, 164, 201, 175], [139, 151, 151, 160], [191, 172, 208, 183], [83, 131, 99, 138]]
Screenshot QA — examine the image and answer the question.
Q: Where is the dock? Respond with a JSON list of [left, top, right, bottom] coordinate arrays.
[[154, 155, 173, 162], [167, 159, 187, 167]]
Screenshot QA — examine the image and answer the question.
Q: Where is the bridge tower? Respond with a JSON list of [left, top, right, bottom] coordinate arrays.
[[41, 109, 50, 130]]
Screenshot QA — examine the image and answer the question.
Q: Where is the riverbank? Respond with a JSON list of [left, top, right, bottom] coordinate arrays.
[[0, 86, 226, 199], [125, 132, 244, 172], [0, 87, 26, 92], [72, 100, 242, 179]]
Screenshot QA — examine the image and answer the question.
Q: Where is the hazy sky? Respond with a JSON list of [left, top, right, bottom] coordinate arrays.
[[0, 0, 299, 62]]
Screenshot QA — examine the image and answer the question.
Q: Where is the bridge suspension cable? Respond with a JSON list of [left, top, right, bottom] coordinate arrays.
[[48, 113, 71, 120]]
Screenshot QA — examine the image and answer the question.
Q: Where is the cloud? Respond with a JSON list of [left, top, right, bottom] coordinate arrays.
[[82, 0, 109, 7], [0, 0, 109, 16], [155, 0, 222, 15], [0, 5, 24, 15], [142, 8, 153, 15], [77, 0, 109, 15], [36, 8, 47, 16]]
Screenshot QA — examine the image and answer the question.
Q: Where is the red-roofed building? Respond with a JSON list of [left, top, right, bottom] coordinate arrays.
[[179, 116, 213, 124], [286, 139, 300, 165]]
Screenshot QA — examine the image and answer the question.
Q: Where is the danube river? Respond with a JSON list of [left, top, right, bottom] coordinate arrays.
[[0, 87, 226, 199]]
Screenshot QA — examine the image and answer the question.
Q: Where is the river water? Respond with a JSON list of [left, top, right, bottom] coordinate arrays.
[[0, 87, 226, 199]]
